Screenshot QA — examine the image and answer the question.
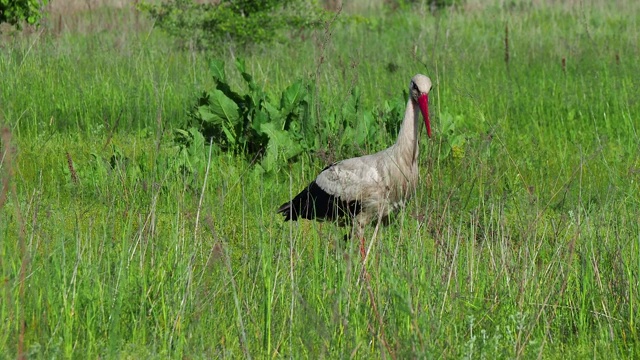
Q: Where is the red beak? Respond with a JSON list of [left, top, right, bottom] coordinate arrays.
[[418, 94, 431, 138]]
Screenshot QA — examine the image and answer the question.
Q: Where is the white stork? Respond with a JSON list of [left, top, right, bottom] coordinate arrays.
[[277, 74, 433, 258]]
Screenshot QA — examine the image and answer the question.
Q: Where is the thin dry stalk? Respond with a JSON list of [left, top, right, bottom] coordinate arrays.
[[102, 110, 122, 151], [194, 141, 214, 239], [504, 23, 510, 68], [57, 13, 63, 35], [0, 131, 11, 209], [66, 152, 79, 184]]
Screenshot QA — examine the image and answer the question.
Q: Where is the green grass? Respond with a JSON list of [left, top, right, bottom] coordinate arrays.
[[1, 1, 640, 358]]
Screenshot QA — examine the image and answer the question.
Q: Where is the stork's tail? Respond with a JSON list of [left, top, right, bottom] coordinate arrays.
[[277, 183, 320, 222], [277, 200, 299, 221], [278, 181, 359, 222]]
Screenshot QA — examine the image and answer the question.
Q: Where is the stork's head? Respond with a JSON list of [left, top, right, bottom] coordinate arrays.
[[409, 74, 432, 138]]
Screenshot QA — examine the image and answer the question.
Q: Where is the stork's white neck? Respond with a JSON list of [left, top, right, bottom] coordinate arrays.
[[393, 98, 422, 166]]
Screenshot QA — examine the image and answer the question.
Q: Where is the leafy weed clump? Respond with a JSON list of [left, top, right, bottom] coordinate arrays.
[[184, 58, 425, 172]]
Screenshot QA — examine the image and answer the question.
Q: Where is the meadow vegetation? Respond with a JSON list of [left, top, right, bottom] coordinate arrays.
[[1, 0, 639, 358]]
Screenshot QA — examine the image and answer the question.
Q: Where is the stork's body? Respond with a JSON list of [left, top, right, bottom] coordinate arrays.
[[278, 74, 433, 257]]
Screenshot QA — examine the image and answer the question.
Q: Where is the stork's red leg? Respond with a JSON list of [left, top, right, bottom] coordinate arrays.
[[360, 237, 366, 259]]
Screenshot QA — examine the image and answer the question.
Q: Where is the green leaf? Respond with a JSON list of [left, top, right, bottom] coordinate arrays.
[[174, 127, 206, 174], [251, 109, 269, 135], [356, 111, 375, 145], [201, 89, 240, 125], [197, 106, 217, 123], [235, 58, 258, 91], [341, 86, 360, 125], [281, 80, 305, 114], [195, 89, 240, 146], [451, 134, 466, 148], [341, 126, 355, 148], [221, 124, 236, 145], [262, 101, 282, 125], [209, 59, 226, 83], [174, 128, 191, 138], [235, 57, 246, 73], [259, 122, 303, 172], [188, 127, 206, 149]]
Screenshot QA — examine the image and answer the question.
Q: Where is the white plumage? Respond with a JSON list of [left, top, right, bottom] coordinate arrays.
[[278, 74, 433, 258]]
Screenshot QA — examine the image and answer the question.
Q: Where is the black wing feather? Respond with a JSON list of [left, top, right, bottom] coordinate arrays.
[[277, 179, 361, 222]]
